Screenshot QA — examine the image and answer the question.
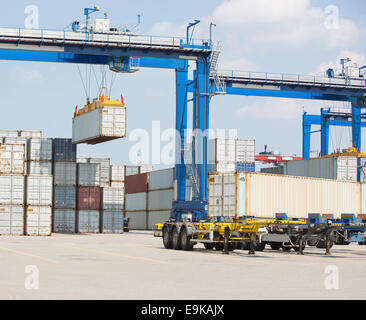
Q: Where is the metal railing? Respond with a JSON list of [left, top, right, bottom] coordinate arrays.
[[0, 27, 211, 51], [215, 70, 366, 89]]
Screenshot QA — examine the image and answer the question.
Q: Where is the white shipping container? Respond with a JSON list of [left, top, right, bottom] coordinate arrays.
[[126, 192, 147, 211], [26, 175, 53, 206], [149, 168, 174, 191], [27, 161, 52, 175], [77, 157, 88, 163], [25, 206, 52, 236], [89, 158, 110, 187], [110, 181, 125, 188], [236, 139, 255, 163], [208, 161, 236, 173], [53, 209, 76, 233], [0, 175, 25, 205], [0, 130, 18, 138], [126, 211, 147, 230], [0, 144, 25, 174], [78, 163, 100, 186], [27, 138, 53, 161], [54, 162, 77, 186], [208, 172, 361, 219], [0, 205, 24, 235], [72, 106, 126, 144], [77, 210, 100, 233], [140, 166, 154, 174], [110, 165, 125, 182], [285, 156, 358, 182], [102, 187, 124, 210], [209, 138, 236, 163], [102, 210, 123, 233], [19, 130, 42, 139]]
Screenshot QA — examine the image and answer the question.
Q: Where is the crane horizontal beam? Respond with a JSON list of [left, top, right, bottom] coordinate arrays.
[[0, 28, 211, 60]]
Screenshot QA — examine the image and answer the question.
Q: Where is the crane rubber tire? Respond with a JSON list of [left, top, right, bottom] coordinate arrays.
[[180, 227, 194, 251], [162, 225, 173, 249], [172, 227, 182, 250]]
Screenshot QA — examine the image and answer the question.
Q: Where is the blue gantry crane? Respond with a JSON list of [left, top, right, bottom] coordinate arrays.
[[0, 7, 365, 222]]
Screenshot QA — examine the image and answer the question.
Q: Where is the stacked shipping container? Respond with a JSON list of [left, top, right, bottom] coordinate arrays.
[[53, 139, 77, 233]]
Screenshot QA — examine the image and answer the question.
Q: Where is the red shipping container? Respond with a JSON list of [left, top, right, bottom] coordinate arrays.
[[77, 187, 101, 210], [125, 173, 149, 194]]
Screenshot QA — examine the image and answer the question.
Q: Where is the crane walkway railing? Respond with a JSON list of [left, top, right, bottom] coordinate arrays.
[[0, 27, 211, 52], [215, 70, 366, 90]]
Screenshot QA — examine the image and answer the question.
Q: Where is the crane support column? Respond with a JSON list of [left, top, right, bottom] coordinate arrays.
[[302, 112, 312, 159], [194, 57, 210, 206], [175, 62, 189, 201], [351, 98, 363, 151], [321, 108, 330, 156]]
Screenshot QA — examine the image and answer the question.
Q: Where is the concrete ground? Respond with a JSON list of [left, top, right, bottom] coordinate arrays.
[[0, 231, 365, 300]]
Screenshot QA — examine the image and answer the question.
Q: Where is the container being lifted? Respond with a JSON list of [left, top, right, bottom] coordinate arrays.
[[72, 95, 126, 145]]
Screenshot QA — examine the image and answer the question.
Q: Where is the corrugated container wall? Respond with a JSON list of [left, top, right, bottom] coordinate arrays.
[[25, 205, 52, 236], [0, 144, 25, 174], [102, 210, 123, 233], [27, 138, 53, 161], [53, 209, 76, 233], [3, 137, 28, 160], [54, 162, 77, 186], [53, 138, 76, 162], [261, 166, 284, 175], [77, 186, 101, 210], [110, 165, 125, 182], [77, 210, 100, 233], [149, 168, 174, 191], [208, 172, 361, 219], [27, 161, 52, 175], [125, 173, 149, 194], [54, 186, 76, 209], [125, 165, 140, 177], [0, 175, 25, 205], [78, 163, 100, 186], [88, 158, 110, 187], [0, 130, 18, 138], [0, 205, 24, 235], [19, 130, 42, 139], [26, 175, 53, 206], [72, 106, 126, 144], [102, 187, 124, 210]]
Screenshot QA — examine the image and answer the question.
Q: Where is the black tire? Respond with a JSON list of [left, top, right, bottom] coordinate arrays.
[[241, 242, 251, 250], [172, 227, 182, 250], [228, 243, 236, 251], [204, 243, 215, 250], [180, 227, 194, 251], [270, 242, 282, 250], [162, 226, 173, 249], [282, 243, 292, 251], [255, 242, 266, 251], [358, 242, 366, 245], [293, 246, 300, 252], [307, 239, 318, 247]]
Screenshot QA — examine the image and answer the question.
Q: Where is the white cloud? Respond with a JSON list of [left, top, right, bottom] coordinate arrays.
[[212, 0, 310, 24]]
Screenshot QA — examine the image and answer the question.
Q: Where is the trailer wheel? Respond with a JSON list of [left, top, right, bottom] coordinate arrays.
[[307, 239, 318, 247], [204, 243, 215, 250], [282, 243, 292, 251], [270, 242, 282, 250], [255, 242, 266, 251], [180, 227, 194, 251], [316, 240, 334, 249], [172, 227, 182, 250], [162, 225, 173, 249]]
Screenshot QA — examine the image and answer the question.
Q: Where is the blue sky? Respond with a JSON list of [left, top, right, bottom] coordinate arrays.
[[0, 0, 365, 166]]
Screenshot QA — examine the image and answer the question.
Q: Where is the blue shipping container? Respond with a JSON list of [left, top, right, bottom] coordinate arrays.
[[54, 186, 76, 209], [236, 162, 255, 172], [53, 138, 77, 162]]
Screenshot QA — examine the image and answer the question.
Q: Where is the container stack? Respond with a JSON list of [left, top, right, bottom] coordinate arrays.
[[53, 138, 77, 233], [0, 140, 26, 235], [77, 159, 101, 233], [125, 168, 190, 230]]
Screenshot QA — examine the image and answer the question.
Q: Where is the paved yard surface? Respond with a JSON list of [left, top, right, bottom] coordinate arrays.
[[0, 231, 365, 300]]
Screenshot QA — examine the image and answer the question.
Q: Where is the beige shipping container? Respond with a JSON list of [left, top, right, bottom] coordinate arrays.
[[208, 172, 361, 219]]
